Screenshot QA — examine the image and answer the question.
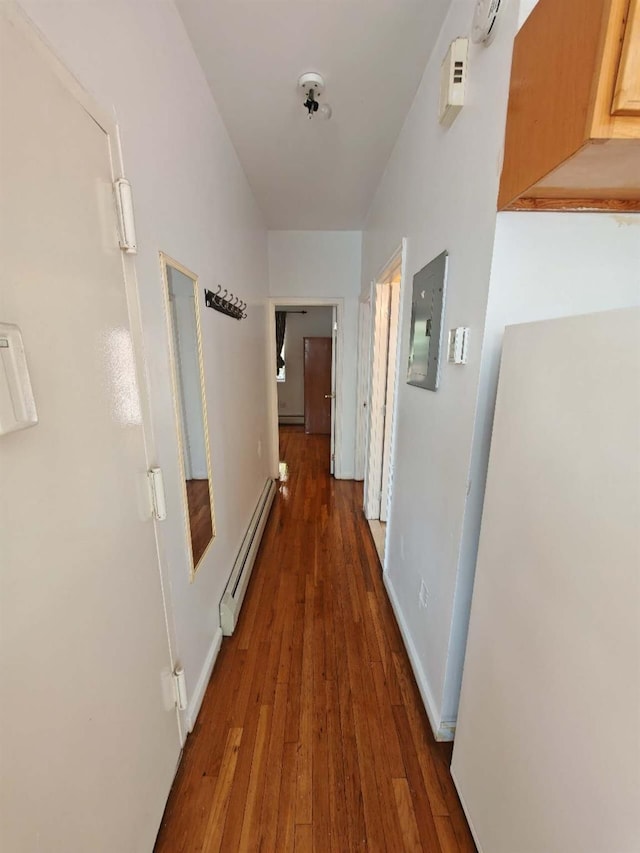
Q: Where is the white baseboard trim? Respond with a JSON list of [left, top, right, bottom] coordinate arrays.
[[186, 626, 223, 733], [383, 572, 456, 742], [278, 415, 304, 424], [450, 766, 484, 853]]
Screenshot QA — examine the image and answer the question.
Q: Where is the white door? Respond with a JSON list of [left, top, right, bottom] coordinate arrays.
[[355, 297, 371, 481], [0, 12, 180, 852]]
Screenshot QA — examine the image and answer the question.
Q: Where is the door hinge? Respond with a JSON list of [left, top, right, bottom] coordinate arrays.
[[173, 666, 188, 711], [148, 467, 167, 520], [331, 453, 335, 461]]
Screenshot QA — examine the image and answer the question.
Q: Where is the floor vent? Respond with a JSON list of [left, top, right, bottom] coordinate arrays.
[[220, 478, 277, 636]]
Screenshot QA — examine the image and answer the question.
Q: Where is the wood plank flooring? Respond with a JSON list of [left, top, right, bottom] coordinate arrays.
[[155, 427, 476, 852]]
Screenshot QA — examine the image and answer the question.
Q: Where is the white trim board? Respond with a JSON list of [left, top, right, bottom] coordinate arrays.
[[266, 297, 345, 479], [186, 627, 223, 732], [384, 572, 456, 742]]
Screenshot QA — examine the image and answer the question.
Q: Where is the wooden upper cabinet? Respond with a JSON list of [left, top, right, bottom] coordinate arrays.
[[613, 0, 640, 115], [498, 0, 640, 211]]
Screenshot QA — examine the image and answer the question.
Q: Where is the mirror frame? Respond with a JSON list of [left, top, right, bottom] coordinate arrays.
[[160, 251, 216, 580]]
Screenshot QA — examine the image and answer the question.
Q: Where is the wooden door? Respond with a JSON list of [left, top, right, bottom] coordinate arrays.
[[0, 11, 180, 851], [612, 0, 640, 116], [304, 337, 332, 434]]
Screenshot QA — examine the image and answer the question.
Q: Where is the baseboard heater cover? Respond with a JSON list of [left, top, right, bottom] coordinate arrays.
[[220, 477, 277, 636]]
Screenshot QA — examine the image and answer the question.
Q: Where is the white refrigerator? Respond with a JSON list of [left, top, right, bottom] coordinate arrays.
[[452, 308, 640, 853]]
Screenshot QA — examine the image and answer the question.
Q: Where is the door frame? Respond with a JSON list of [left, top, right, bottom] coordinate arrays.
[[355, 295, 372, 481], [363, 241, 407, 538], [3, 2, 185, 742], [267, 297, 344, 479]]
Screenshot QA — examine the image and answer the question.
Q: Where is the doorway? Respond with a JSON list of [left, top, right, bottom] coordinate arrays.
[[267, 298, 343, 479], [362, 243, 406, 565]]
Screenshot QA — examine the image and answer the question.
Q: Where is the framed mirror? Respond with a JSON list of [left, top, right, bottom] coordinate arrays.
[[160, 253, 215, 578]]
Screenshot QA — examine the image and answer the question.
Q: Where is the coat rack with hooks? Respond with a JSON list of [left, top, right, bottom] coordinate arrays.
[[204, 286, 247, 320]]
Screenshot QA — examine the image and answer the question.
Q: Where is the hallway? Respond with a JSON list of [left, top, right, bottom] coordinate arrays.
[[155, 427, 475, 851]]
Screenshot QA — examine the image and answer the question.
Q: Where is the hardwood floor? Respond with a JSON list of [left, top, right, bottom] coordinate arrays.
[[155, 427, 475, 852], [186, 478, 213, 566]]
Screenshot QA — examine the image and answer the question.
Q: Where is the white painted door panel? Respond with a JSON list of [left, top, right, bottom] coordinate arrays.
[[0, 13, 180, 852], [355, 297, 371, 481]]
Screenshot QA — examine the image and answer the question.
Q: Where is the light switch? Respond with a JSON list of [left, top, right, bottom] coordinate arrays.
[[448, 327, 469, 365], [0, 323, 38, 436]]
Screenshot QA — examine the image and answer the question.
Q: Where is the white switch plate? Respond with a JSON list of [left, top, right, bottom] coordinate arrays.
[[0, 323, 38, 436], [448, 327, 469, 364]]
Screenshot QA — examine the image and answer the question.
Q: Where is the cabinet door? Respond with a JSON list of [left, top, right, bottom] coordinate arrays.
[[612, 0, 640, 115]]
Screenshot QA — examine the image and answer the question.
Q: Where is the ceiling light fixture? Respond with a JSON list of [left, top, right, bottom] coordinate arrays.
[[298, 72, 332, 120]]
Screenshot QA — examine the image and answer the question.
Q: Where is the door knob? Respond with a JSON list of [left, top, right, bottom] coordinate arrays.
[[324, 394, 335, 399]]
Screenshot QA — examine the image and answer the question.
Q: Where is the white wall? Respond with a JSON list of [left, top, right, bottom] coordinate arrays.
[[517, 0, 539, 28], [19, 0, 271, 725], [363, 0, 640, 738], [452, 308, 640, 852], [268, 231, 362, 477], [276, 306, 333, 423], [361, 0, 521, 735]]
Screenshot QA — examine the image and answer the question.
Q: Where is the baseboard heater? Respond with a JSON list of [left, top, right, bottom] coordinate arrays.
[[220, 477, 277, 636]]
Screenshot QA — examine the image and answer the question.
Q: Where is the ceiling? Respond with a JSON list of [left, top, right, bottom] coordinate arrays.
[[176, 0, 452, 230]]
